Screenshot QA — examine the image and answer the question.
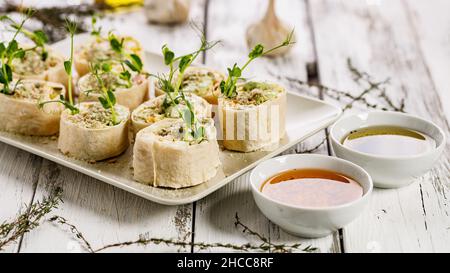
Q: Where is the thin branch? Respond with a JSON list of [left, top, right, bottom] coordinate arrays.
[[269, 60, 405, 113], [0, 2, 104, 42], [48, 216, 94, 253], [50, 213, 318, 253], [0, 187, 63, 250], [347, 58, 405, 112]]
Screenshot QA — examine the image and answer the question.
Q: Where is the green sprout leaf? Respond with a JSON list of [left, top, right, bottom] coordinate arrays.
[[102, 62, 112, 72], [31, 30, 48, 46], [124, 54, 143, 73], [6, 40, 18, 55], [90, 15, 102, 36], [119, 70, 131, 81], [107, 90, 116, 105], [248, 44, 264, 59], [0, 43, 5, 56], [162, 45, 174, 65], [179, 54, 192, 73], [63, 60, 71, 75], [98, 96, 109, 109], [109, 33, 124, 54]]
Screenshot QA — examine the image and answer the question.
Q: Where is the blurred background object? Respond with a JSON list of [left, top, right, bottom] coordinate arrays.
[[144, 0, 190, 24], [96, 0, 143, 8], [246, 0, 294, 57]]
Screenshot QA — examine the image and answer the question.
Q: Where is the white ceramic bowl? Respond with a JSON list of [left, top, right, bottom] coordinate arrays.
[[250, 154, 372, 238], [330, 111, 446, 188]]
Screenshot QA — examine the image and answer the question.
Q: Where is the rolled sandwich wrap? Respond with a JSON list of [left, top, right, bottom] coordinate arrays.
[[12, 46, 69, 89], [218, 81, 286, 152], [155, 66, 225, 104], [131, 93, 211, 136], [0, 80, 65, 136], [74, 36, 142, 77], [133, 118, 221, 188], [78, 71, 149, 110], [58, 102, 130, 161]]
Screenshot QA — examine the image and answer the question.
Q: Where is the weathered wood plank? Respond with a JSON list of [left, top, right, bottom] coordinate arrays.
[[309, 0, 450, 252], [0, 145, 42, 253], [404, 0, 450, 121], [18, 2, 207, 252], [193, 0, 341, 253]]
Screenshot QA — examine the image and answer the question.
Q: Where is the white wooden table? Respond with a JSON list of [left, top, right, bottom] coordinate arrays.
[[1, 0, 449, 253]]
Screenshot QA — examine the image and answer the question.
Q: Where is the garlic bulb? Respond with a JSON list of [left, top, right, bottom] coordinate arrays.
[[246, 0, 294, 57], [144, 0, 191, 24]]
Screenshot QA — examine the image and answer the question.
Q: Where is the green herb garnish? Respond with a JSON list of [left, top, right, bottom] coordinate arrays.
[[1, 9, 49, 61], [153, 33, 219, 142], [89, 62, 119, 125], [39, 19, 79, 114], [0, 10, 34, 95], [90, 14, 102, 37], [220, 30, 294, 98]]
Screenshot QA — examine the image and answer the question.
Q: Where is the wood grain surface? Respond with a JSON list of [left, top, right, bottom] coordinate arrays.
[[0, 0, 448, 253]]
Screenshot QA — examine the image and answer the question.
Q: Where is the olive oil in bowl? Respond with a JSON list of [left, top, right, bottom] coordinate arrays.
[[342, 126, 436, 157]]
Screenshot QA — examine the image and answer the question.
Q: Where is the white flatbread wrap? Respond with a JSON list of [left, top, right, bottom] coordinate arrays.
[[74, 36, 143, 77], [0, 80, 65, 136], [218, 81, 286, 152], [78, 71, 149, 111], [58, 102, 130, 161], [131, 93, 211, 136], [12, 46, 69, 90], [133, 118, 221, 188], [155, 66, 225, 105]]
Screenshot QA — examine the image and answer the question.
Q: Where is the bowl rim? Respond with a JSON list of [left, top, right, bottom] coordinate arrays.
[[250, 154, 373, 211], [329, 111, 446, 160]]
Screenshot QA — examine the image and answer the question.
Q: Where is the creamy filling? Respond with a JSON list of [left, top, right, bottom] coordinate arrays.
[[223, 81, 283, 109], [153, 118, 215, 144], [66, 103, 128, 129], [12, 48, 61, 76], [133, 98, 166, 124], [181, 69, 220, 96], [133, 94, 206, 124], [5, 81, 62, 102], [80, 36, 141, 63], [80, 71, 145, 94]]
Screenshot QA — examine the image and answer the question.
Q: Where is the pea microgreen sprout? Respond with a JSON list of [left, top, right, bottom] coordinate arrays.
[[118, 64, 132, 88], [39, 19, 79, 114], [0, 10, 35, 95], [152, 35, 219, 142], [89, 62, 119, 125], [220, 30, 295, 98], [1, 9, 49, 61], [90, 15, 102, 37]]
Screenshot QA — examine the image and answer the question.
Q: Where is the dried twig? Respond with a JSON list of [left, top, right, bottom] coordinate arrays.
[[50, 213, 317, 253], [0, 2, 103, 42], [0, 187, 63, 250], [269, 59, 405, 113], [234, 213, 317, 253], [347, 58, 405, 112], [49, 216, 94, 253]]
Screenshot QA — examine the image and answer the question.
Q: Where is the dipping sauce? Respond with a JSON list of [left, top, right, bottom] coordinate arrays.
[[260, 169, 363, 208], [342, 126, 436, 157]]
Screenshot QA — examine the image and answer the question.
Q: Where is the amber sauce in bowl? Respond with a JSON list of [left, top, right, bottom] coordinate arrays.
[[260, 169, 363, 208]]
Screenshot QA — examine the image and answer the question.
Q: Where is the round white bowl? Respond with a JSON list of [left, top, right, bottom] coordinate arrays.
[[250, 154, 372, 238], [330, 111, 446, 188]]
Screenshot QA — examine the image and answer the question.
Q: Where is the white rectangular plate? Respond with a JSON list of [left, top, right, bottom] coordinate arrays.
[[0, 36, 342, 205]]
